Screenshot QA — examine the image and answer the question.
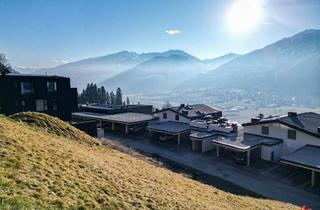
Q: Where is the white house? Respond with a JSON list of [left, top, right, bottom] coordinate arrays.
[[242, 112, 320, 186], [148, 104, 223, 147]]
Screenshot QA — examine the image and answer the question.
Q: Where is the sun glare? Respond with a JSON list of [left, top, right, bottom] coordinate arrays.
[[226, 0, 263, 34]]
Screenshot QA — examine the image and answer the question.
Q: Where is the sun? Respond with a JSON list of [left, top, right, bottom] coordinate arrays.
[[226, 0, 263, 34]]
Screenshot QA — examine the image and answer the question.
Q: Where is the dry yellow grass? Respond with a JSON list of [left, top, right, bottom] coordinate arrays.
[[0, 113, 299, 209]]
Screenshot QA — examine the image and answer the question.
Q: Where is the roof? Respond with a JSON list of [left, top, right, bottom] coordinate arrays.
[[5, 73, 67, 79], [242, 112, 320, 138], [72, 112, 154, 124], [280, 145, 320, 171], [190, 131, 217, 139], [154, 104, 221, 119], [81, 103, 151, 110], [147, 121, 190, 134], [212, 130, 282, 151]]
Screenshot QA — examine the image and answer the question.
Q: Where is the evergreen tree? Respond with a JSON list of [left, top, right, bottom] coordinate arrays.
[[115, 87, 123, 105], [110, 91, 115, 105], [99, 86, 107, 103], [126, 96, 130, 106], [106, 91, 110, 105]]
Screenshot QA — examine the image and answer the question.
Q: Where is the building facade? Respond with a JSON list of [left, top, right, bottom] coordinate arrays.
[[0, 74, 78, 121]]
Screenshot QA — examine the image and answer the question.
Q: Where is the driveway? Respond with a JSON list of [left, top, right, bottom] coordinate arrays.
[[102, 133, 320, 209]]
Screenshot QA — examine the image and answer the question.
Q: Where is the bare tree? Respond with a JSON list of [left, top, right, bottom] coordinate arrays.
[[162, 101, 172, 109], [0, 54, 11, 76]]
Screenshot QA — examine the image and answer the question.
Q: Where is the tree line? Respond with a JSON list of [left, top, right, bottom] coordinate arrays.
[[78, 83, 130, 105]]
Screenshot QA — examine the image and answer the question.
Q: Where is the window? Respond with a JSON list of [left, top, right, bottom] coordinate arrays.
[[21, 82, 34, 94], [36, 99, 48, 112], [287, 129, 296, 140], [261, 126, 269, 135], [175, 114, 179, 121], [163, 112, 167, 119], [47, 81, 57, 92]]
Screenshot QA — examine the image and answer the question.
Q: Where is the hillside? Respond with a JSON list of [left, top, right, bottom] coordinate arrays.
[[100, 51, 205, 93], [28, 51, 149, 90], [180, 29, 320, 98], [0, 112, 298, 209], [203, 53, 240, 71]]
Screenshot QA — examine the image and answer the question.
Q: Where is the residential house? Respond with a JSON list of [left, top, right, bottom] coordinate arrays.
[[0, 74, 77, 121]]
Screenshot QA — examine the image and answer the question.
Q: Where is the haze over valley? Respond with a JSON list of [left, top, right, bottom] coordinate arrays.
[[19, 29, 320, 121]]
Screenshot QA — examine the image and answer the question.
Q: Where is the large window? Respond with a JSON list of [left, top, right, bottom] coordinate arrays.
[[261, 126, 269, 135], [287, 129, 296, 140], [47, 81, 57, 92], [36, 99, 48, 112], [163, 112, 167, 119], [21, 82, 34, 94]]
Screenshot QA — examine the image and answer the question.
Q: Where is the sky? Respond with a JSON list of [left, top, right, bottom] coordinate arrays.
[[0, 0, 320, 68]]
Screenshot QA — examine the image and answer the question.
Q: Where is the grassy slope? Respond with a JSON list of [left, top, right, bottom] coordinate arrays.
[[0, 112, 298, 209]]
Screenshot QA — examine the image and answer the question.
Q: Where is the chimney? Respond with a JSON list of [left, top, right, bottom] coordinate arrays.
[[288, 112, 297, 117], [251, 117, 261, 123], [180, 104, 185, 108], [232, 123, 238, 133]]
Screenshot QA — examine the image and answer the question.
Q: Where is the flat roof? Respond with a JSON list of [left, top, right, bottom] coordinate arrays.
[[148, 121, 190, 134], [190, 131, 217, 139], [5, 73, 67, 78], [212, 132, 282, 151], [72, 112, 154, 124], [81, 103, 151, 110], [280, 145, 320, 171]]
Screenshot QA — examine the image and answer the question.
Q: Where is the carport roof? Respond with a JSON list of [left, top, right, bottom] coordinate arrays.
[[280, 145, 320, 171], [148, 121, 190, 134], [72, 112, 154, 124], [212, 132, 282, 151], [190, 131, 217, 139]]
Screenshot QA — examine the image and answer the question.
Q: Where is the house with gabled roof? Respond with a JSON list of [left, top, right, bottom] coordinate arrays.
[[148, 104, 236, 149], [240, 112, 320, 186]]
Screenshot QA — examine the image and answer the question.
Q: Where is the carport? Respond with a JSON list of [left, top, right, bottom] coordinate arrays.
[[190, 131, 217, 153], [147, 121, 190, 146], [281, 145, 320, 187], [212, 133, 282, 167], [72, 112, 154, 134]]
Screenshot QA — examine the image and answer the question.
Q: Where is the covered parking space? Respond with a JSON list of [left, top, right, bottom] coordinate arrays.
[[72, 112, 154, 134], [190, 131, 217, 153], [281, 145, 320, 187], [212, 133, 282, 167], [147, 121, 190, 147]]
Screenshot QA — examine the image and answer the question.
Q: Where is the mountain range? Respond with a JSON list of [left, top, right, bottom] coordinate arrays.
[[20, 29, 320, 102]]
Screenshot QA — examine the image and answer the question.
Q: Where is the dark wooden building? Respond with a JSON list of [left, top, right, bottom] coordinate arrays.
[[0, 74, 78, 121]]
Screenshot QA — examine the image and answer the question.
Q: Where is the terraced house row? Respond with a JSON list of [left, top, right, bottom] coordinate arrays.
[[1, 73, 319, 187]]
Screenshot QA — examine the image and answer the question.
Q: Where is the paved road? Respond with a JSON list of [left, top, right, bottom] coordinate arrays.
[[103, 133, 320, 209]]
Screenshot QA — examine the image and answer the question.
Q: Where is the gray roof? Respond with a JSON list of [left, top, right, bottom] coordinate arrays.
[[171, 104, 221, 118], [6, 73, 66, 78], [243, 112, 320, 138], [280, 145, 320, 171], [148, 121, 190, 134], [190, 131, 217, 139], [72, 112, 154, 124], [212, 131, 282, 151], [154, 104, 221, 119]]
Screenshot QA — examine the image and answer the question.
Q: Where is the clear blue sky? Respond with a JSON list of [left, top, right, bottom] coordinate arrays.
[[1, 0, 319, 68]]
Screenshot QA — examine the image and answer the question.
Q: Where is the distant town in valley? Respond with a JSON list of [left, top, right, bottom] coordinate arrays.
[[1, 0, 320, 209]]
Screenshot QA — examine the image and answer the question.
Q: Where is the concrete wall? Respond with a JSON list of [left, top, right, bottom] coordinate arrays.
[[154, 110, 190, 124], [261, 144, 282, 161], [201, 138, 216, 153], [244, 123, 320, 155]]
